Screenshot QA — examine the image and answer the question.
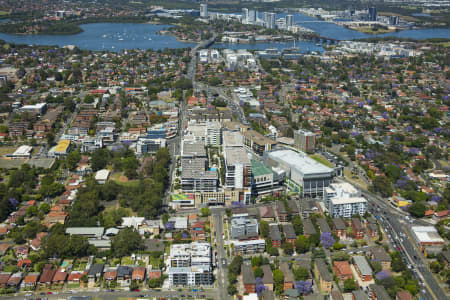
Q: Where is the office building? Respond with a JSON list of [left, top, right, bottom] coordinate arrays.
[[168, 242, 212, 286], [200, 3, 208, 18], [231, 213, 259, 240], [266, 13, 276, 29], [286, 14, 294, 27], [368, 7, 377, 21], [251, 159, 284, 196], [294, 129, 316, 153], [264, 150, 334, 197], [136, 138, 166, 154]]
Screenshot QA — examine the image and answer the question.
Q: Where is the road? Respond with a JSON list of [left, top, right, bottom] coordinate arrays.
[[342, 178, 448, 300], [4, 289, 217, 300], [213, 211, 228, 300]]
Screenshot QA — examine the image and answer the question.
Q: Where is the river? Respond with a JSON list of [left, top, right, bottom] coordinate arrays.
[[0, 13, 448, 52]]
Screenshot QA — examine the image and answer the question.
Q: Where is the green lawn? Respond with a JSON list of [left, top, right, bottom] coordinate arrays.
[[150, 256, 162, 268], [309, 154, 334, 168], [0, 11, 9, 16]]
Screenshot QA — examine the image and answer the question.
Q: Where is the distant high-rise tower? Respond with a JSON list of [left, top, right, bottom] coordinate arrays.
[[286, 14, 294, 27], [200, 3, 208, 18], [368, 7, 377, 21], [242, 8, 249, 23], [294, 129, 316, 153], [268, 13, 276, 29], [248, 10, 257, 24]]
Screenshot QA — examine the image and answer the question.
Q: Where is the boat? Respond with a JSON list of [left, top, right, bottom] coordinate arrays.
[[102, 34, 107, 38], [316, 43, 321, 46], [118, 38, 124, 41]]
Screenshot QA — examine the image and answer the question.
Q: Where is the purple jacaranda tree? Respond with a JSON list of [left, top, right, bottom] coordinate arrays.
[[295, 280, 312, 295], [320, 232, 335, 249], [164, 222, 174, 231], [255, 277, 267, 296], [376, 270, 391, 281]]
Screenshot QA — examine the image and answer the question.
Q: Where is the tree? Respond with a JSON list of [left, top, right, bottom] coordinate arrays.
[[200, 207, 211, 217], [292, 215, 303, 235], [320, 232, 335, 249], [228, 256, 243, 275], [111, 227, 143, 257], [66, 150, 81, 170], [91, 148, 109, 171], [254, 267, 263, 278], [295, 280, 312, 295], [295, 235, 310, 253], [269, 247, 279, 256], [255, 277, 267, 296], [273, 269, 285, 295], [408, 202, 426, 218], [260, 221, 269, 238], [372, 176, 393, 198], [344, 278, 357, 292], [293, 266, 309, 281], [282, 242, 294, 255]]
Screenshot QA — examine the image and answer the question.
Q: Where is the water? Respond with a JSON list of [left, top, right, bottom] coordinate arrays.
[[0, 15, 448, 52], [276, 12, 450, 40], [213, 40, 324, 53], [0, 23, 196, 51]]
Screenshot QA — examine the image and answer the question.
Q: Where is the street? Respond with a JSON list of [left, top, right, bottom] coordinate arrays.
[[213, 211, 228, 300]]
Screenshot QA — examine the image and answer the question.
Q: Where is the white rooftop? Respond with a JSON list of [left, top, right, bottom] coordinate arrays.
[[268, 149, 333, 175], [95, 169, 110, 181], [12, 145, 33, 156], [412, 226, 445, 244], [330, 197, 367, 205]]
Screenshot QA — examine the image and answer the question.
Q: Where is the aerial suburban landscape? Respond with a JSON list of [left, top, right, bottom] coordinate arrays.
[[0, 0, 448, 300]]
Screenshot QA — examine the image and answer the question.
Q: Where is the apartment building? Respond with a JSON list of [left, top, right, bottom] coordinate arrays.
[[230, 213, 259, 240], [314, 259, 332, 294], [168, 242, 212, 286], [232, 239, 266, 255], [294, 129, 316, 153], [181, 158, 218, 192]]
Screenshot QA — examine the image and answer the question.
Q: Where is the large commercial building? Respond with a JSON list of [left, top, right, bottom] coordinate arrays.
[[231, 213, 258, 240], [181, 158, 218, 192], [168, 242, 212, 286], [250, 159, 284, 196], [411, 226, 445, 255], [224, 147, 251, 189], [264, 150, 334, 197], [368, 7, 377, 21], [242, 130, 277, 156], [294, 129, 316, 153], [286, 14, 294, 27]]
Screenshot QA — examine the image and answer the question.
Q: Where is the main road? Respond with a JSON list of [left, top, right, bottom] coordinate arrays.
[[213, 211, 229, 300], [341, 178, 448, 300]]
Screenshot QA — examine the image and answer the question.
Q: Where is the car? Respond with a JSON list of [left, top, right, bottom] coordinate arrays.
[[46, 292, 52, 294], [40, 292, 46, 295], [25, 294, 32, 297]]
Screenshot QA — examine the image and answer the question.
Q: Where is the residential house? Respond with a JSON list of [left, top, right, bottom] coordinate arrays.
[[259, 205, 276, 222], [39, 265, 56, 287], [351, 218, 364, 239], [132, 267, 146, 281], [22, 272, 39, 289], [104, 269, 117, 282], [333, 261, 353, 281], [269, 224, 282, 248], [283, 224, 297, 246], [353, 290, 369, 300], [303, 218, 317, 237], [353, 256, 373, 282], [117, 266, 133, 286], [369, 284, 391, 300], [52, 269, 67, 285], [280, 262, 294, 291], [261, 265, 273, 291], [369, 247, 391, 270], [395, 291, 412, 300], [314, 259, 332, 294], [276, 201, 288, 222], [67, 271, 86, 285], [242, 264, 256, 294], [317, 218, 331, 234], [333, 218, 347, 239], [87, 264, 104, 284], [287, 200, 299, 216]]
